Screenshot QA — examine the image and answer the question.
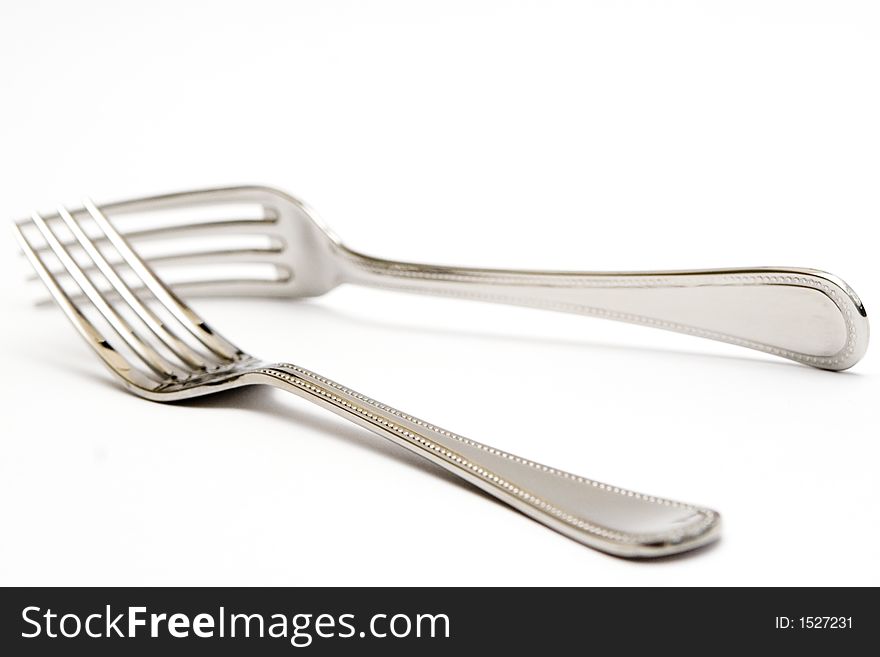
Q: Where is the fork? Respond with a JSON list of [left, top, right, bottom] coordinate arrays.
[[15, 199, 721, 558], [22, 186, 869, 370]]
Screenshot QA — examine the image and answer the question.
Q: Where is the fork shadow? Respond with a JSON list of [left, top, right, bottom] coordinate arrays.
[[47, 345, 722, 562], [175, 385, 489, 497], [231, 295, 861, 378], [27, 295, 799, 562], [175, 385, 720, 562]]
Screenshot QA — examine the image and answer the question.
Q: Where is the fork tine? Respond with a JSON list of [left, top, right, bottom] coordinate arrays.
[[25, 216, 281, 257], [11, 222, 159, 391], [27, 244, 288, 281], [84, 199, 242, 361], [34, 277, 294, 309], [56, 206, 208, 371], [29, 211, 185, 380]]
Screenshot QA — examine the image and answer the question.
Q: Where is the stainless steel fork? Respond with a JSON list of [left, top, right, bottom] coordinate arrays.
[[22, 186, 869, 370], [15, 199, 720, 558]]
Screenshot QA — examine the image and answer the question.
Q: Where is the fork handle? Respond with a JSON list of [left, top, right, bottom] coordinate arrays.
[[339, 250, 868, 371], [253, 362, 720, 557]]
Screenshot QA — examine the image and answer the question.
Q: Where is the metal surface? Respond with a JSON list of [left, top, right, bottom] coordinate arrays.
[[15, 197, 723, 558], [21, 185, 869, 370]]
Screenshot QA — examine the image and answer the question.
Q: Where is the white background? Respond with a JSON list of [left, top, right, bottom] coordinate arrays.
[[1, 1, 877, 585]]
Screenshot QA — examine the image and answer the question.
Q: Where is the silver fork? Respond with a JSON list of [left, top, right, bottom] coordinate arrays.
[[15, 199, 720, 558], [22, 185, 869, 370]]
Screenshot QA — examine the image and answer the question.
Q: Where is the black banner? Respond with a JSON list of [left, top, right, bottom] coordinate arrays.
[[0, 587, 872, 655]]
